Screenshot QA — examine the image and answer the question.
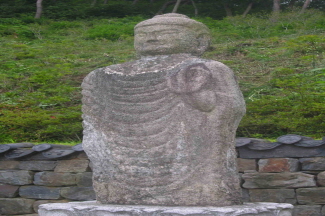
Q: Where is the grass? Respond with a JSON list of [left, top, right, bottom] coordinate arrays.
[[0, 10, 325, 143]]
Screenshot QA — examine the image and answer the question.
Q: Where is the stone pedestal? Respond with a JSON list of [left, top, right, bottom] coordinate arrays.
[[38, 201, 293, 216]]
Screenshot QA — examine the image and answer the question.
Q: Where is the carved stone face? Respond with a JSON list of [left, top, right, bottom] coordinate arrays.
[[134, 24, 199, 56]]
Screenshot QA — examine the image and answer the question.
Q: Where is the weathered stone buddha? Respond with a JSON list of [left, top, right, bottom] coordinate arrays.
[[82, 13, 245, 207]]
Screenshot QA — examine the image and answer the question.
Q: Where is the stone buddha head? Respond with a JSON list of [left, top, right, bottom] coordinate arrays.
[[134, 13, 211, 57]]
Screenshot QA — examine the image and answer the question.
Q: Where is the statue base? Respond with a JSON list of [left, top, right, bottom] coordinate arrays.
[[38, 201, 293, 216]]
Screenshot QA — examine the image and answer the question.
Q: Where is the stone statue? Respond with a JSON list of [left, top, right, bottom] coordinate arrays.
[[82, 13, 246, 207]]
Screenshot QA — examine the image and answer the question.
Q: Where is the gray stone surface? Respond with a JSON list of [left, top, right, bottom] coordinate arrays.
[[82, 13, 245, 206], [60, 186, 96, 201], [34, 172, 77, 186], [54, 160, 89, 173], [322, 205, 325, 215], [249, 189, 296, 204], [38, 201, 293, 216], [297, 187, 325, 204], [238, 145, 325, 159], [0, 184, 19, 198], [237, 158, 256, 172], [19, 161, 57, 171], [19, 186, 61, 199], [258, 158, 299, 172], [242, 172, 316, 188], [0, 161, 20, 169], [0, 170, 34, 185], [0, 198, 35, 215], [317, 171, 325, 186], [292, 205, 322, 216], [76, 172, 93, 187], [300, 157, 325, 170]]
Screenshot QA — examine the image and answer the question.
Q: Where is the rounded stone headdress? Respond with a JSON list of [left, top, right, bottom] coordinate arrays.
[[135, 13, 210, 37]]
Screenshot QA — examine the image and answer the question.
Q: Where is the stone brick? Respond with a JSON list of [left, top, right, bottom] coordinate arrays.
[[19, 186, 61, 199], [249, 189, 296, 204], [297, 187, 325, 204], [0, 198, 35, 215], [34, 172, 77, 186], [241, 188, 250, 202], [76, 172, 93, 187], [54, 160, 89, 172], [322, 205, 325, 215], [300, 157, 325, 171], [258, 158, 299, 172], [0, 161, 20, 169], [33, 199, 69, 212], [60, 186, 96, 201], [19, 161, 57, 171], [0, 170, 33, 185], [237, 158, 256, 172], [317, 171, 325, 186], [0, 184, 19, 198], [292, 205, 322, 216], [242, 172, 316, 189]]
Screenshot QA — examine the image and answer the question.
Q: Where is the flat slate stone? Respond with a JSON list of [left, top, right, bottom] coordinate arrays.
[[34, 172, 77, 186], [18, 161, 57, 171], [238, 144, 325, 159], [0, 198, 35, 215], [247, 142, 282, 150], [297, 187, 325, 204], [42, 149, 75, 159], [0, 160, 20, 169], [72, 143, 83, 152], [38, 201, 293, 216], [237, 158, 256, 172], [19, 186, 61, 199], [242, 172, 316, 189], [0, 144, 11, 154], [236, 138, 251, 147], [7, 143, 34, 148], [249, 189, 296, 204], [294, 140, 325, 147], [0, 184, 20, 198], [292, 205, 322, 216], [299, 157, 325, 170], [32, 144, 52, 152], [60, 186, 96, 201], [317, 171, 325, 186], [33, 200, 70, 213], [5, 149, 35, 159], [277, 134, 301, 144], [0, 170, 34, 185], [54, 160, 89, 173]]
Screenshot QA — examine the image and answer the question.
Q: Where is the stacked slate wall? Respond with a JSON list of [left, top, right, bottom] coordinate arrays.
[[0, 135, 325, 216]]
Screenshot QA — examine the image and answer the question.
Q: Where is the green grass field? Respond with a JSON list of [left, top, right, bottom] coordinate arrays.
[[0, 10, 325, 143]]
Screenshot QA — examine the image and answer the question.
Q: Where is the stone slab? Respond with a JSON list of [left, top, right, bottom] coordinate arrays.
[[0, 170, 34, 185], [20, 186, 61, 199], [242, 172, 316, 189], [0, 160, 20, 169], [292, 205, 322, 216], [60, 186, 96, 201], [249, 189, 296, 204], [297, 187, 325, 204], [54, 160, 89, 173], [19, 161, 57, 171], [34, 172, 77, 186], [0, 184, 20, 198], [300, 157, 325, 171], [238, 145, 325, 159], [38, 201, 293, 216], [76, 172, 93, 187], [237, 158, 256, 172], [258, 158, 299, 172], [0, 198, 35, 215], [317, 171, 325, 186]]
